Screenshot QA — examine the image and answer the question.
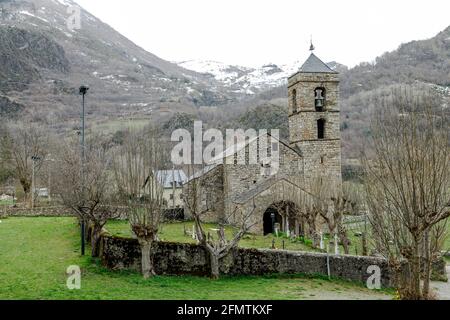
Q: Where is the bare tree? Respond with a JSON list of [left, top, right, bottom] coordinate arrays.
[[54, 136, 118, 257], [114, 131, 167, 278], [7, 123, 48, 204], [267, 178, 312, 239], [183, 165, 256, 279], [363, 87, 450, 300], [329, 182, 361, 254]]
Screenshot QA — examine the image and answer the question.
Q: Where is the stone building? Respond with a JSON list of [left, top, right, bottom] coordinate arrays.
[[184, 48, 342, 235], [155, 169, 188, 209]]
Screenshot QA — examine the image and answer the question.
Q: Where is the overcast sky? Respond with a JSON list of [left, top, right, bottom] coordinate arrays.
[[74, 0, 449, 68]]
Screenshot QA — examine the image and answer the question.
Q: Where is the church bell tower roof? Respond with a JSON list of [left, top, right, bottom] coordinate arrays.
[[299, 53, 337, 74]]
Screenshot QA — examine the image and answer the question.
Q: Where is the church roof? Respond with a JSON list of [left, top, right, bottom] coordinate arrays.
[[206, 133, 302, 165], [155, 170, 188, 188], [232, 175, 314, 204], [299, 53, 337, 73]]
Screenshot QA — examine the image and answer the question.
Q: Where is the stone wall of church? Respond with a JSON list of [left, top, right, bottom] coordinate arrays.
[[288, 73, 339, 114], [183, 165, 225, 223], [222, 140, 306, 233], [297, 140, 342, 185], [289, 112, 341, 143], [287, 71, 342, 189]]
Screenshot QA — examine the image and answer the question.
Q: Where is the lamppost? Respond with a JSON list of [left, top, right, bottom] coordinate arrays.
[[79, 85, 89, 256], [45, 156, 56, 203], [31, 155, 41, 209]]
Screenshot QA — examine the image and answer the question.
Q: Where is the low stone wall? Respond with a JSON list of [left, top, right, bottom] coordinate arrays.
[[100, 235, 398, 287], [0, 206, 72, 217]]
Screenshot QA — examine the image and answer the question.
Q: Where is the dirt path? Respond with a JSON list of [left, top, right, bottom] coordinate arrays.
[[432, 265, 450, 300]]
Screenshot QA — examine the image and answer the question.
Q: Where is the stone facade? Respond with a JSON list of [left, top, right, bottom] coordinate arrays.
[[183, 52, 343, 235], [288, 69, 341, 185]]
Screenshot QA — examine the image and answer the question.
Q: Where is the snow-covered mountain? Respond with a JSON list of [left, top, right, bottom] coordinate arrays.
[[177, 60, 347, 94], [0, 0, 240, 121]]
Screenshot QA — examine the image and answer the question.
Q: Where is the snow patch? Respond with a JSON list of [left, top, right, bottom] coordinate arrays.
[[178, 59, 305, 93], [20, 10, 49, 23]]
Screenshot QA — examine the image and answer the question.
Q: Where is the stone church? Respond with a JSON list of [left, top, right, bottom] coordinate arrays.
[[184, 48, 342, 235]]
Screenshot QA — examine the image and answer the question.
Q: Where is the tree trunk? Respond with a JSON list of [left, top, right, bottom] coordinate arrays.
[[90, 224, 103, 257], [422, 230, 431, 299], [362, 232, 368, 256], [410, 239, 422, 299], [139, 239, 155, 279], [209, 251, 220, 280], [20, 177, 31, 195], [340, 234, 350, 255]]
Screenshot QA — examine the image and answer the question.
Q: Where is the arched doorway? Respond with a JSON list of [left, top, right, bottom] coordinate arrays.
[[263, 201, 304, 236], [263, 207, 282, 235]]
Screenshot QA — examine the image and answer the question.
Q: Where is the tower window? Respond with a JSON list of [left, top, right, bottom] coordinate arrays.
[[317, 119, 326, 139], [292, 89, 298, 113], [314, 87, 326, 112]]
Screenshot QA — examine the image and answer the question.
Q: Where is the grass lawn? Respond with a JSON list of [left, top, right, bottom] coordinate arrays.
[[106, 220, 317, 252], [106, 218, 450, 255], [0, 217, 392, 300], [0, 199, 14, 206]]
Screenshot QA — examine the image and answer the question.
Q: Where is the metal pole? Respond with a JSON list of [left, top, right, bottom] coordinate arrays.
[[326, 244, 331, 280], [48, 162, 51, 202], [172, 166, 176, 209], [31, 159, 35, 209], [80, 87, 87, 256]]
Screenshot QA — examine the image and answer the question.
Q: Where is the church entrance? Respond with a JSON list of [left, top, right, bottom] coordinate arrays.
[[263, 207, 282, 235]]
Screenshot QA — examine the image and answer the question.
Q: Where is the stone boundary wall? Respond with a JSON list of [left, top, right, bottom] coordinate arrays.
[[100, 235, 399, 287], [0, 205, 130, 218], [0, 206, 72, 217]]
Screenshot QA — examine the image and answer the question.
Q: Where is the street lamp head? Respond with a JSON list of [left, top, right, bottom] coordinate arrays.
[[79, 85, 89, 95]]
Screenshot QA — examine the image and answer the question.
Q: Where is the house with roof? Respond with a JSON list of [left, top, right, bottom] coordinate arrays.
[[183, 47, 342, 235], [155, 169, 188, 210]]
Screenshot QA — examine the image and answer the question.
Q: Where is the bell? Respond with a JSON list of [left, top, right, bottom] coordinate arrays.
[[315, 99, 323, 108]]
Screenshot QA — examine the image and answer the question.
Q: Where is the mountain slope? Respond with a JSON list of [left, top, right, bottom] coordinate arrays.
[[0, 0, 239, 123], [177, 59, 347, 94], [340, 26, 450, 98]]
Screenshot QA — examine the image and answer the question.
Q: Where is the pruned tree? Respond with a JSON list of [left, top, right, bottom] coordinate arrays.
[[268, 178, 314, 239], [54, 135, 118, 257], [114, 131, 167, 279], [183, 165, 256, 279], [306, 177, 333, 248], [363, 87, 450, 300], [7, 123, 48, 204]]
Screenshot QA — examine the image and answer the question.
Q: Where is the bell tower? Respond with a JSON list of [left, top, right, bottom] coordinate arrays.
[[288, 45, 342, 185]]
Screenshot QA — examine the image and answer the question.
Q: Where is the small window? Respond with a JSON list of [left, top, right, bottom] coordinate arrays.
[[318, 119, 326, 139], [271, 142, 279, 152], [170, 194, 174, 200], [315, 87, 326, 112], [292, 89, 298, 112], [320, 156, 325, 164]]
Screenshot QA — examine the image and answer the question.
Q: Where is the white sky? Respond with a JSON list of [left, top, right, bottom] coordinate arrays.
[[74, 0, 450, 68]]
